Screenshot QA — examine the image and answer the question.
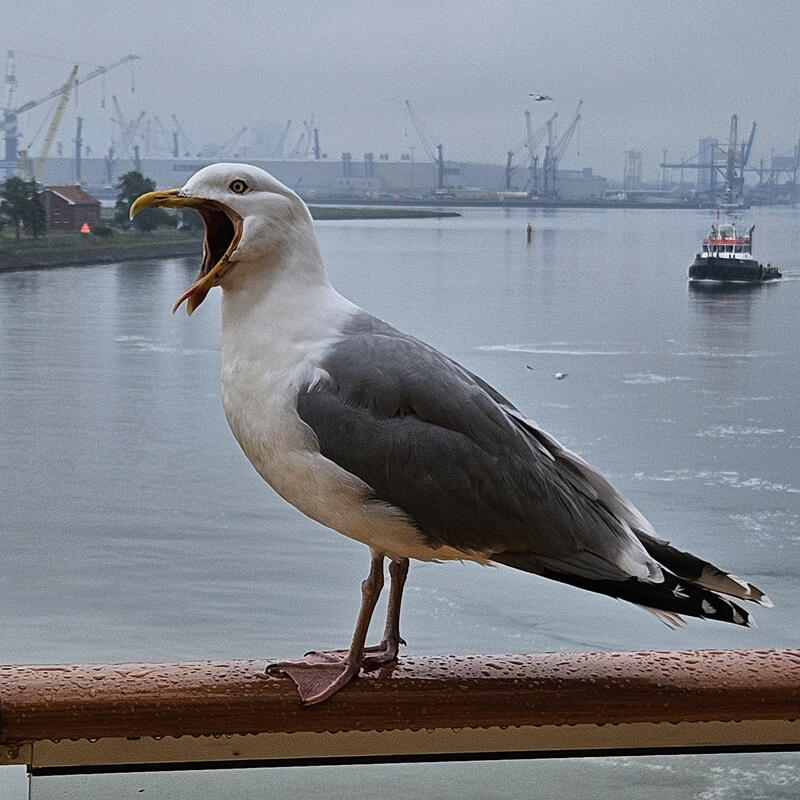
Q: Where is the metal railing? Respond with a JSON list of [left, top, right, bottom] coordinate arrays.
[[2, 649, 799, 775]]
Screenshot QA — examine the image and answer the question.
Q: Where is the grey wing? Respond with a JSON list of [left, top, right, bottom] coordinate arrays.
[[297, 316, 658, 581]]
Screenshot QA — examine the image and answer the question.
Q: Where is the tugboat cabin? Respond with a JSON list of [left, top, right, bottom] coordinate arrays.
[[701, 223, 754, 260]]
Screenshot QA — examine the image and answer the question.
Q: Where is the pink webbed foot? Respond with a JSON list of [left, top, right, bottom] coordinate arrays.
[[269, 553, 409, 705], [266, 653, 361, 705]]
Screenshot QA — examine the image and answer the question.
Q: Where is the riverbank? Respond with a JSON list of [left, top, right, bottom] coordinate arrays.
[[0, 206, 461, 272], [0, 239, 203, 271]]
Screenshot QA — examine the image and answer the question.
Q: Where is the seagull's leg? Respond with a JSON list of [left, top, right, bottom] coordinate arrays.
[[361, 557, 409, 669], [300, 556, 409, 668], [266, 551, 385, 704]]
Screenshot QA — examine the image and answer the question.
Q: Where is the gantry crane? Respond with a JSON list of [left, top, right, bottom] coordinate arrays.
[[2, 52, 139, 168], [542, 100, 582, 198], [659, 116, 757, 203]]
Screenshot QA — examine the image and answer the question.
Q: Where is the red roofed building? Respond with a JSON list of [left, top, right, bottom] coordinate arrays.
[[40, 186, 102, 231]]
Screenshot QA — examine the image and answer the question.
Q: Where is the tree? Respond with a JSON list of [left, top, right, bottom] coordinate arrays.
[[114, 171, 170, 232], [0, 177, 46, 240]]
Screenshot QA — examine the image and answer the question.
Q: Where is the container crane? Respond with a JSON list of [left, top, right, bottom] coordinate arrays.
[[404, 99, 444, 190], [2, 52, 139, 168], [542, 100, 582, 198], [659, 116, 757, 203], [722, 114, 739, 204], [723, 116, 757, 205]]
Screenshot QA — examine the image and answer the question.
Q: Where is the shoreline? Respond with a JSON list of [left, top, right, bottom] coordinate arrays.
[[0, 207, 462, 272], [0, 240, 203, 272]]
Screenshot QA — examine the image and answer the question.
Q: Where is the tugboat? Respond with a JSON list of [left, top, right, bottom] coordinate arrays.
[[689, 220, 781, 282]]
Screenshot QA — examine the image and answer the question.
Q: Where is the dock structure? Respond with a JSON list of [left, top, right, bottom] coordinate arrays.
[[2, 649, 800, 776]]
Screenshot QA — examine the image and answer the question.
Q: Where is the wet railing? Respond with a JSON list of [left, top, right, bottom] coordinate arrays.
[[2, 649, 800, 775]]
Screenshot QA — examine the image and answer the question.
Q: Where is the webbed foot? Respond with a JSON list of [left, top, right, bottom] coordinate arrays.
[[266, 654, 361, 705]]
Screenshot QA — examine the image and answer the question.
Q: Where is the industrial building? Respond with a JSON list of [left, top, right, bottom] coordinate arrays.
[[32, 153, 608, 204], [2, 52, 797, 207]]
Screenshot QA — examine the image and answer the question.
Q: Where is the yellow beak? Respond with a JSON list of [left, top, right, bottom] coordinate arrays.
[[129, 188, 195, 219], [130, 189, 243, 315]]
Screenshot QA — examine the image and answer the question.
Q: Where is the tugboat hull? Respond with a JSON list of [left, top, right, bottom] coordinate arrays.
[[689, 256, 781, 282]]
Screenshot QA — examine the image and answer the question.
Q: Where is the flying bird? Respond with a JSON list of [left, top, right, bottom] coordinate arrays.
[[529, 93, 554, 101], [131, 165, 771, 705], [554, 372, 568, 380]]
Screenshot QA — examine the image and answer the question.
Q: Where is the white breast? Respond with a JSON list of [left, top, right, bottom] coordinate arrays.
[[218, 275, 460, 563]]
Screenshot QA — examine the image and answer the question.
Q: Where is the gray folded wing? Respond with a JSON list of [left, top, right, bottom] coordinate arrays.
[[296, 312, 658, 581]]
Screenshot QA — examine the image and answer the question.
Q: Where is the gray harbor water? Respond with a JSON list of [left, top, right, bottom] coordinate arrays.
[[2, 206, 799, 797]]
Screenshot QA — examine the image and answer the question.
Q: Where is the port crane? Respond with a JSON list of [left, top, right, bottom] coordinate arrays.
[[111, 95, 145, 159], [216, 126, 248, 157], [17, 64, 78, 182], [272, 120, 292, 158], [404, 99, 445, 190], [659, 116, 756, 204], [2, 52, 139, 170], [502, 111, 558, 192], [525, 110, 558, 193], [541, 99, 582, 198], [289, 117, 316, 159], [171, 114, 197, 157], [150, 115, 175, 157]]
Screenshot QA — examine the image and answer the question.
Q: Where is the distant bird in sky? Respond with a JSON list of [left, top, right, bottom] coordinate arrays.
[[554, 372, 568, 380], [529, 93, 554, 101], [131, 164, 771, 705]]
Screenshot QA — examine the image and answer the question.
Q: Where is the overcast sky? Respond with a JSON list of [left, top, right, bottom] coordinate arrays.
[[6, 0, 800, 182]]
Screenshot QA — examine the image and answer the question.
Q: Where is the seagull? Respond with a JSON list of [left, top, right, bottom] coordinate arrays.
[[554, 372, 568, 380], [131, 164, 771, 705], [529, 93, 554, 102]]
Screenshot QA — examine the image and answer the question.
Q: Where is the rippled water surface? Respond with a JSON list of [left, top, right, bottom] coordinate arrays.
[[2, 205, 799, 796]]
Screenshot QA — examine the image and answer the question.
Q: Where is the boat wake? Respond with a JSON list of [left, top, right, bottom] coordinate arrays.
[[478, 343, 628, 356]]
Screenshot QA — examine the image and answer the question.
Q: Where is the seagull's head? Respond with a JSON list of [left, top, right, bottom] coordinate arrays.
[[130, 163, 311, 314]]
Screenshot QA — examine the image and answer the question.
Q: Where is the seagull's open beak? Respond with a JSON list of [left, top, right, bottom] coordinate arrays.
[[130, 189, 243, 315]]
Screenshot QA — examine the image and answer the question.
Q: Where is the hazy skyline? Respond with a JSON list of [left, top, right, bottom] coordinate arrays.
[[6, 0, 800, 182]]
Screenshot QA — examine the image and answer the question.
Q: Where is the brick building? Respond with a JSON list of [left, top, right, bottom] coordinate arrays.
[[40, 186, 102, 231]]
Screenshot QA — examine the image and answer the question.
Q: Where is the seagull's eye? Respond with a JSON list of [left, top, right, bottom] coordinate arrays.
[[229, 179, 248, 194]]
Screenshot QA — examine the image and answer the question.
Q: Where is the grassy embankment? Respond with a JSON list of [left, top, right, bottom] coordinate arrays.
[[0, 206, 459, 270]]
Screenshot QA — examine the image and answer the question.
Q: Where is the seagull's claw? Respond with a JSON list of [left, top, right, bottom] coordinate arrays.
[[303, 637, 406, 671]]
